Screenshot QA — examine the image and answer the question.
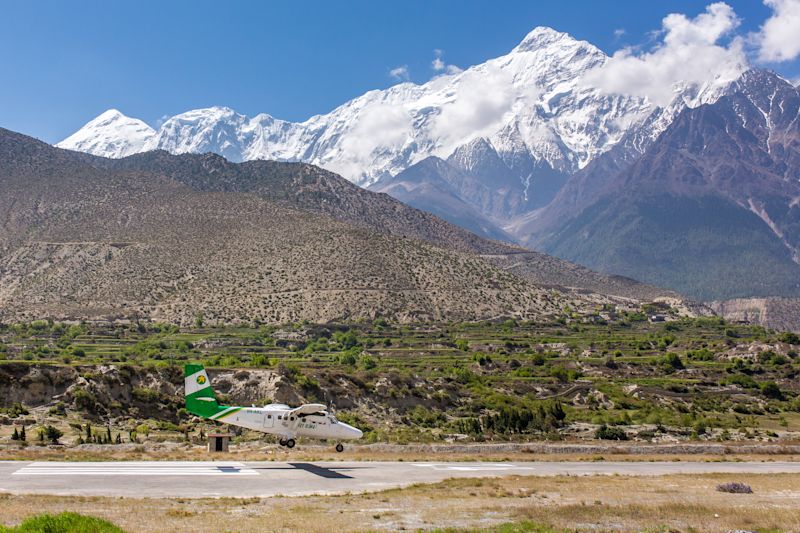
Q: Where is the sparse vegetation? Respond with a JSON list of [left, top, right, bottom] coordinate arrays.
[[0, 316, 799, 445]]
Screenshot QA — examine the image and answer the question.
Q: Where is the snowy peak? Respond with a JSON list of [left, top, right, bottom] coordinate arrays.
[[512, 26, 577, 53], [56, 109, 156, 158], [54, 24, 735, 189]]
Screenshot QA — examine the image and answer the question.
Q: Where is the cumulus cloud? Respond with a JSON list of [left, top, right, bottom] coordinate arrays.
[[389, 65, 410, 81], [754, 0, 800, 62], [430, 66, 514, 155], [613, 28, 626, 39], [583, 2, 747, 106], [431, 49, 463, 75]]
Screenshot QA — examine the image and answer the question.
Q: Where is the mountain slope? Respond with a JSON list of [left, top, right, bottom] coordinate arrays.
[[367, 156, 512, 242], [2, 127, 677, 324], [84, 148, 677, 301], [523, 69, 800, 301]]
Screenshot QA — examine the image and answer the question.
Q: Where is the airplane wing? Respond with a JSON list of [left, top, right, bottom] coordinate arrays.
[[288, 403, 328, 416]]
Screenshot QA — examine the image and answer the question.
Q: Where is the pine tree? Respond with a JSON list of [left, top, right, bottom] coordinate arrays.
[[115, 433, 122, 444], [11, 428, 19, 440], [20, 426, 26, 441], [85, 424, 92, 441], [106, 426, 112, 443]]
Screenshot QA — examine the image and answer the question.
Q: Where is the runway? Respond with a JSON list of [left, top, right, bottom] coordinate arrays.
[[1, 460, 799, 498]]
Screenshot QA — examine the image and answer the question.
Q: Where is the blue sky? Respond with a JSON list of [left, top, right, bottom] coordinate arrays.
[[1, 0, 797, 143]]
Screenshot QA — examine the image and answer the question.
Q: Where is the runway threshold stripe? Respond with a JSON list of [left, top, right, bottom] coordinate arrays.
[[13, 462, 259, 476], [14, 472, 259, 476]]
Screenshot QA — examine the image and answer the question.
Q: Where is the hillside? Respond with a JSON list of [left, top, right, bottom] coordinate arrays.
[[75, 145, 675, 302], [0, 128, 671, 325]]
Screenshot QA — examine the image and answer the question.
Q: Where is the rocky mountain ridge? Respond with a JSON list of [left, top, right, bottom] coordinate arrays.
[[523, 69, 800, 301]]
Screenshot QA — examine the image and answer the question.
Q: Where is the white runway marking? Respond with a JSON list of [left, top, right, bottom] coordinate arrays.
[[412, 463, 534, 471], [13, 461, 259, 476]]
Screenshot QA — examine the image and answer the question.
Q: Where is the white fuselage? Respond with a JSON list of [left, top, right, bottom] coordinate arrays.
[[217, 404, 363, 442]]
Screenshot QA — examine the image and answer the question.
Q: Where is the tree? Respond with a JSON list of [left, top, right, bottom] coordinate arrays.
[[85, 424, 92, 441], [44, 425, 63, 444], [11, 428, 19, 441], [761, 381, 783, 400], [661, 353, 684, 372], [20, 425, 26, 441]]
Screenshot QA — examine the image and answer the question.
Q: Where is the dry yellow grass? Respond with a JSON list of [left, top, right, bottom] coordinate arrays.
[[1, 473, 799, 532]]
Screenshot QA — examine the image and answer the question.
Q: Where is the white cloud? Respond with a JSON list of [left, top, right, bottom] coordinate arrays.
[[389, 65, 410, 81], [754, 0, 800, 62], [432, 49, 445, 71], [325, 103, 413, 179], [430, 49, 463, 75], [430, 66, 514, 156], [583, 2, 747, 106], [613, 28, 626, 38]]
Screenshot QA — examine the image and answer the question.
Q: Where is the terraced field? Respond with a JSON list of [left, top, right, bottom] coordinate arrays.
[[1, 310, 800, 445]]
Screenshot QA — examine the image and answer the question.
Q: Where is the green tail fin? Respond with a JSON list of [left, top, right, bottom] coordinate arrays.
[[184, 364, 230, 419]]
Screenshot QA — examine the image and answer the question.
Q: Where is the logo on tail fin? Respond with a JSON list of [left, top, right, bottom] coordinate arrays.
[[184, 364, 228, 419]]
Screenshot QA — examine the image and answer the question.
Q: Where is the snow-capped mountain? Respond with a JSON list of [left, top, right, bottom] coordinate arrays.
[[56, 27, 739, 189], [57, 109, 156, 159]]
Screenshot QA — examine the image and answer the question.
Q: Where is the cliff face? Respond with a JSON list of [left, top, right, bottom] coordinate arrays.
[[710, 298, 800, 333]]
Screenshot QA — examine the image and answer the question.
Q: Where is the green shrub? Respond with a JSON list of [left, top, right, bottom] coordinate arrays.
[[725, 374, 758, 389], [0, 512, 125, 533], [761, 381, 783, 400], [595, 424, 628, 440], [686, 348, 714, 361], [660, 353, 684, 372], [131, 387, 160, 403], [778, 332, 800, 345]]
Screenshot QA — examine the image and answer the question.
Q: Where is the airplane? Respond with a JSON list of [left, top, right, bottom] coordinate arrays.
[[184, 364, 363, 451]]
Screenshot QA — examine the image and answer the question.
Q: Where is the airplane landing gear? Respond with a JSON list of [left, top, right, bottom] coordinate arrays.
[[335, 443, 344, 453], [279, 439, 287, 447], [285, 439, 296, 449]]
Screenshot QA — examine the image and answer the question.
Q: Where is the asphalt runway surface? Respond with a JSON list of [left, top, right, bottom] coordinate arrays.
[[1, 460, 799, 498]]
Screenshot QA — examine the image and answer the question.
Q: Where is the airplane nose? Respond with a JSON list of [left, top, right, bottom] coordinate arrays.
[[340, 423, 362, 439]]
